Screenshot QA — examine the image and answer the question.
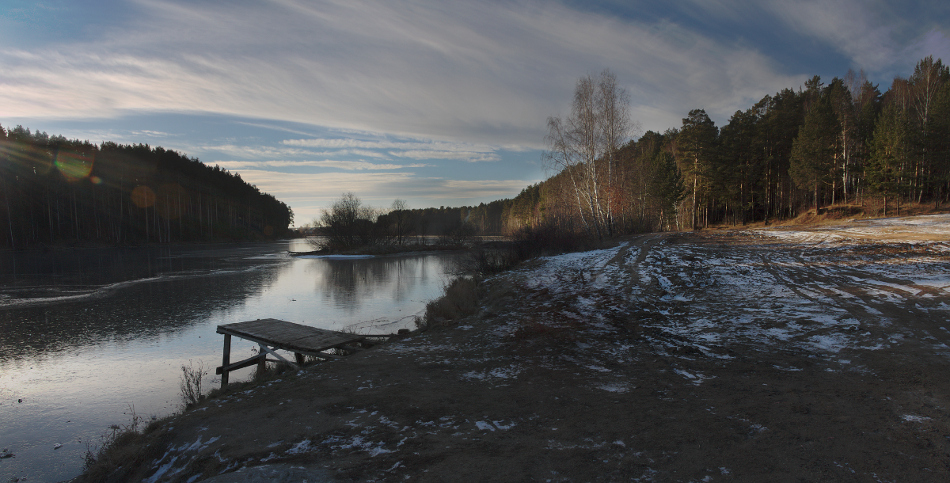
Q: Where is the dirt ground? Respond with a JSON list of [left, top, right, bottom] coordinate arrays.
[[105, 224, 950, 482]]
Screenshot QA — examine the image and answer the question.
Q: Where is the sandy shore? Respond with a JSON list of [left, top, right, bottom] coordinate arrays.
[[88, 220, 950, 482]]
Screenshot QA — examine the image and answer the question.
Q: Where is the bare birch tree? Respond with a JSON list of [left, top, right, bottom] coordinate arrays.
[[598, 71, 634, 235], [543, 69, 633, 239]]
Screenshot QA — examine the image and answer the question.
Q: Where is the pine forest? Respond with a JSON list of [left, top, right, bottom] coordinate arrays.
[[0, 126, 294, 248]]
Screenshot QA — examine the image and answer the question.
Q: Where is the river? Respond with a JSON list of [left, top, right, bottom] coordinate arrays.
[[0, 239, 463, 482]]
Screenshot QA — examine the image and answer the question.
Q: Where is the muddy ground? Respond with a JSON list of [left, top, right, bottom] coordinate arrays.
[[101, 227, 950, 482]]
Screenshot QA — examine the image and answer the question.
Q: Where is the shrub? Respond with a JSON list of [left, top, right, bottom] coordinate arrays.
[[179, 360, 207, 409], [416, 277, 480, 329], [511, 223, 589, 259], [311, 193, 385, 251], [82, 405, 166, 482]]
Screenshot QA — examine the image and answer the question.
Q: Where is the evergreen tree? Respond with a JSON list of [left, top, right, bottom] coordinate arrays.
[[677, 109, 718, 228], [790, 91, 837, 209], [867, 103, 911, 215], [907, 57, 950, 202], [930, 76, 950, 204], [718, 108, 763, 224], [0, 128, 293, 247], [649, 151, 686, 230]]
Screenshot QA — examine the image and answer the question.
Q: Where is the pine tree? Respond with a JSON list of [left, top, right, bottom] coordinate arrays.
[[677, 109, 718, 228], [790, 92, 837, 210], [649, 151, 686, 230], [907, 57, 950, 202], [867, 103, 910, 215]]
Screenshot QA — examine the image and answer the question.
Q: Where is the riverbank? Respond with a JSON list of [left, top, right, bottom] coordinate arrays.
[[0, 240, 469, 483], [81, 216, 950, 481]]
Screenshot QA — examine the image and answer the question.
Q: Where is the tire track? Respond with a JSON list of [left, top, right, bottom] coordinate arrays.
[[757, 252, 881, 325]]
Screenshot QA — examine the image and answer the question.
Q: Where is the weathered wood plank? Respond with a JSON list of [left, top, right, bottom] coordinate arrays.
[[257, 344, 299, 370], [216, 319, 395, 388], [217, 319, 364, 354], [216, 352, 265, 375], [221, 334, 232, 387]]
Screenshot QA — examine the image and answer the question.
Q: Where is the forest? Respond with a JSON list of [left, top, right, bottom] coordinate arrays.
[[0, 125, 294, 248], [320, 56, 949, 244], [514, 56, 950, 236]]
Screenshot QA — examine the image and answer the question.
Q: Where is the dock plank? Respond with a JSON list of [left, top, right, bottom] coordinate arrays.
[[216, 318, 392, 388], [217, 319, 364, 356]]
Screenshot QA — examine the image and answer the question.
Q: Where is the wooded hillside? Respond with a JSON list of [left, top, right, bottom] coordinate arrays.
[[0, 125, 293, 248], [509, 57, 950, 235], [393, 58, 949, 240]]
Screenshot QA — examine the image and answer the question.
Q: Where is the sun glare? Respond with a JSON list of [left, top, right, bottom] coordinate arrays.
[[130, 185, 156, 208], [54, 151, 94, 182]]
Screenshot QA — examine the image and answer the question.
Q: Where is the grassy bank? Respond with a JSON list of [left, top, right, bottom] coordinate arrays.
[[704, 201, 949, 231]]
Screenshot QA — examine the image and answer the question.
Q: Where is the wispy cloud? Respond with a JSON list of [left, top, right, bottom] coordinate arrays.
[[904, 28, 950, 71], [203, 144, 314, 159], [214, 160, 431, 171], [282, 138, 495, 152], [0, 0, 811, 142], [684, 0, 949, 79], [4, 0, 944, 226], [761, 0, 896, 71], [390, 150, 500, 162], [282, 137, 500, 162]]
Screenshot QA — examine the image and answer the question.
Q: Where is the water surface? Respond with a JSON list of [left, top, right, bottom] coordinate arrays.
[[0, 240, 461, 482]]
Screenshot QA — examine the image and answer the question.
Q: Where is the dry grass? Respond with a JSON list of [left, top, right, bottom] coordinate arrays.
[[712, 201, 949, 231], [416, 277, 481, 329], [82, 361, 212, 481], [781, 202, 949, 226], [80, 406, 170, 483], [179, 360, 207, 409]]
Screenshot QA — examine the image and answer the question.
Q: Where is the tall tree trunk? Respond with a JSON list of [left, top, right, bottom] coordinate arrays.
[[3, 180, 15, 249], [691, 157, 699, 229]]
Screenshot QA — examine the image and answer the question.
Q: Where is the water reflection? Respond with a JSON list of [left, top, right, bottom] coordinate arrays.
[[311, 254, 451, 311], [0, 242, 288, 307], [0, 241, 460, 482], [0, 266, 281, 366]]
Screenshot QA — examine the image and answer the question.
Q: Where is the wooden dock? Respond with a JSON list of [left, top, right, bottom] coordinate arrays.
[[216, 318, 386, 388]]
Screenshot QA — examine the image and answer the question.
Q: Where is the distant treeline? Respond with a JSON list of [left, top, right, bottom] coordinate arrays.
[[512, 57, 950, 236], [0, 125, 294, 248], [380, 201, 512, 238], [298, 197, 514, 242]]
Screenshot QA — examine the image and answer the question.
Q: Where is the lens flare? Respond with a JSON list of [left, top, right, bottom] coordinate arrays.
[[131, 185, 156, 208], [0, 142, 54, 176], [55, 151, 94, 181]]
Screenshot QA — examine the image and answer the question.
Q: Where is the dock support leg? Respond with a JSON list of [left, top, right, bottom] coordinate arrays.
[[258, 344, 267, 374], [221, 334, 232, 389]]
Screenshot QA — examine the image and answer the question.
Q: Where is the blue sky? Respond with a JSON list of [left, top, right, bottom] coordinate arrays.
[[2, 0, 948, 226]]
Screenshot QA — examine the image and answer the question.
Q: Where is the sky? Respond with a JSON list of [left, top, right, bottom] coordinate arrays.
[[1, 0, 948, 226]]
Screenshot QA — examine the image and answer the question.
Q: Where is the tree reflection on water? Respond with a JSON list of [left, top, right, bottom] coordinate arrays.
[[312, 254, 457, 310]]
